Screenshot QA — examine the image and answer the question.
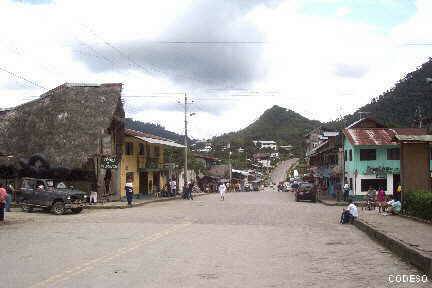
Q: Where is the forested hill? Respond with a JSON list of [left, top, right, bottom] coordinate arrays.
[[125, 118, 186, 143], [327, 58, 432, 130], [212, 105, 321, 156]]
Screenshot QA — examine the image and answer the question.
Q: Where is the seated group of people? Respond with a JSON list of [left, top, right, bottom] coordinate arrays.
[[340, 191, 402, 224]]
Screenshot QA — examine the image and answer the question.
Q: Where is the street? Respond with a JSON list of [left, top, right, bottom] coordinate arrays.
[[271, 158, 299, 183], [1, 190, 427, 288]]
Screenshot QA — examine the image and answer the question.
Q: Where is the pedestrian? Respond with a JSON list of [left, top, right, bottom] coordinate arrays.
[[170, 179, 177, 196], [125, 179, 133, 206], [187, 182, 194, 200], [343, 183, 350, 202], [377, 187, 386, 213], [395, 184, 402, 201], [5, 184, 13, 212], [218, 182, 226, 201], [0, 184, 8, 223]]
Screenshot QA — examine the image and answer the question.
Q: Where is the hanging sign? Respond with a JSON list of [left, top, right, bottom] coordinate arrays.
[[101, 156, 119, 169]]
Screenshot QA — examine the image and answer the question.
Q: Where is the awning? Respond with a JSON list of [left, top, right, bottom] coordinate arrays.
[[133, 135, 185, 148]]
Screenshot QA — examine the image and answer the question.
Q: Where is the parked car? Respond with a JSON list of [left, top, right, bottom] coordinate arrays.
[[295, 182, 317, 202], [19, 178, 87, 215]]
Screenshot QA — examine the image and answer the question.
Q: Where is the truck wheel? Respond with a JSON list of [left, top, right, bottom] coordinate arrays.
[[71, 208, 83, 214], [52, 201, 65, 215]]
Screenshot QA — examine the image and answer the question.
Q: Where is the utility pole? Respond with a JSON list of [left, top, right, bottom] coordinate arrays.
[[184, 93, 188, 192], [228, 143, 232, 188]]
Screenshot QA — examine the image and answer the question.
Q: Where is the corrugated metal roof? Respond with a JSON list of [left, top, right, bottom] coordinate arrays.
[[125, 128, 185, 148], [344, 128, 427, 146], [133, 135, 185, 148]]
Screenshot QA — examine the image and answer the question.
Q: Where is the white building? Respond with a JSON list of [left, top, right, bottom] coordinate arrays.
[[253, 140, 277, 150]]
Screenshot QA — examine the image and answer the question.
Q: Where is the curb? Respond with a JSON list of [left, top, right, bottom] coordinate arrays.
[[318, 199, 347, 206], [85, 193, 210, 210], [353, 218, 432, 276]]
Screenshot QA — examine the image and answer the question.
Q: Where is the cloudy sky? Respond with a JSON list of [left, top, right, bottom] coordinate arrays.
[[0, 0, 430, 139]]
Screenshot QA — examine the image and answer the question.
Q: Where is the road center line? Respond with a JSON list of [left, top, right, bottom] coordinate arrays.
[[29, 222, 192, 288]]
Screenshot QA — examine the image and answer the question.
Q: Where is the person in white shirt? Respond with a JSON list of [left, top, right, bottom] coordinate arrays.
[[347, 199, 358, 222], [170, 179, 177, 196], [218, 183, 226, 201]]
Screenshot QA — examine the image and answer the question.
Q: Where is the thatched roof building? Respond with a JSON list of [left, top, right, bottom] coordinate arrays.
[[0, 83, 124, 175]]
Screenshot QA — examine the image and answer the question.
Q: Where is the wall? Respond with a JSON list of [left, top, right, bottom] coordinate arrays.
[[344, 138, 400, 174], [400, 142, 431, 193], [119, 136, 165, 197]]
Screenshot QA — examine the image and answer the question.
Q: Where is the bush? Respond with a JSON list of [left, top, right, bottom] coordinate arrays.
[[404, 191, 432, 221]]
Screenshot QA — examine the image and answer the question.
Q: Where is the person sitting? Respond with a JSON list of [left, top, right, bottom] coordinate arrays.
[[340, 199, 358, 224], [386, 196, 401, 215]]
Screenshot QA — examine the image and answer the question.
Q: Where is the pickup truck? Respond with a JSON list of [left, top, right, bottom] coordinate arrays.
[[19, 178, 87, 215]]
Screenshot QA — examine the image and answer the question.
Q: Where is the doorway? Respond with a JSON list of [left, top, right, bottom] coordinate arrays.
[[140, 172, 149, 195], [153, 172, 160, 193]]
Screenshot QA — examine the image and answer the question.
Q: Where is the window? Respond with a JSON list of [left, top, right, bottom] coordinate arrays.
[[387, 148, 400, 160], [154, 146, 160, 157], [360, 149, 376, 161], [139, 143, 145, 155], [349, 150, 353, 161], [361, 179, 387, 192], [125, 142, 134, 155], [344, 150, 347, 162]]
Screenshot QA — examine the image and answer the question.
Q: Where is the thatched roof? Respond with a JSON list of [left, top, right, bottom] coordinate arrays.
[[0, 83, 124, 170]]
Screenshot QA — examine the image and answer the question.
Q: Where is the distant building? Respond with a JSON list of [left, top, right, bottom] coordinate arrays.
[[253, 140, 277, 150]]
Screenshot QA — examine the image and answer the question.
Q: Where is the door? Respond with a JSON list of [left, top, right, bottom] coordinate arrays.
[[153, 172, 160, 193], [35, 180, 51, 206], [140, 172, 149, 195]]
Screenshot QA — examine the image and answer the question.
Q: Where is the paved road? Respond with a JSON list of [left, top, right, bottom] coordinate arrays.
[[271, 158, 298, 184], [1, 192, 429, 288]]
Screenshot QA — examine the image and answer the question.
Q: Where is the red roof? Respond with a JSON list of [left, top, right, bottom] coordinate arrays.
[[343, 128, 427, 146]]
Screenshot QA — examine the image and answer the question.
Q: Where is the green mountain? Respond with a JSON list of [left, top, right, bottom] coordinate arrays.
[[125, 118, 187, 143], [212, 105, 321, 156], [327, 58, 432, 130]]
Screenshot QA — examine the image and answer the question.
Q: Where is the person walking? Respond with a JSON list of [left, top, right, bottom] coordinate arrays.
[[125, 179, 134, 206], [5, 184, 13, 212], [0, 184, 8, 223], [170, 179, 177, 197], [187, 182, 194, 200], [218, 182, 226, 201], [377, 187, 386, 213]]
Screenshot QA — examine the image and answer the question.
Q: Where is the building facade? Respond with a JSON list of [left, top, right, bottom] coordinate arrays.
[[343, 127, 428, 197], [119, 129, 184, 198]]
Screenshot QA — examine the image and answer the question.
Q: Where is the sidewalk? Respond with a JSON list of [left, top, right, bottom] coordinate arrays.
[[354, 209, 432, 276], [318, 198, 347, 206], [86, 192, 209, 209]]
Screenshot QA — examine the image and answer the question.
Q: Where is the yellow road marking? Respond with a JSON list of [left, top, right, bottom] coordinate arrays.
[[30, 222, 191, 288]]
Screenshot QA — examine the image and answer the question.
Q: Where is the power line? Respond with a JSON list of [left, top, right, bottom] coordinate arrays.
[[0, 65, 47, 90]]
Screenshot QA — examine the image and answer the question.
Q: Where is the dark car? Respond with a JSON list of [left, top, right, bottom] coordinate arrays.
[[19, 178, 87, 215], [295, 182, 317, 202]]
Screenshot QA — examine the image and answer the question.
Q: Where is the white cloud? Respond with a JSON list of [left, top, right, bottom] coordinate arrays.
[[0, 0, 431, 139], [336, 6, 351, 17]]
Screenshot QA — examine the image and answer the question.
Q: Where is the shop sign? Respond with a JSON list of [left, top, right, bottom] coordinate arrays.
[[101, 156, 119, 169]]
